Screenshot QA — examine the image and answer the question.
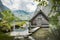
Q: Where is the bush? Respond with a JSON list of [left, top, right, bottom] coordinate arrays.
[[48, 12, 60, 40], [15, 21, 26, 27]]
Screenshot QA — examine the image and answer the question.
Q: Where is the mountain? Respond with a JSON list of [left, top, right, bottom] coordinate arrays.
[[0, 0, 9, 12], [13, 10, 32, 20], [13, 10, 30, 15]]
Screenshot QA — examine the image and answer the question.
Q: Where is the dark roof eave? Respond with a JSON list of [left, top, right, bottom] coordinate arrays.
[[29, 10, 49, 22]]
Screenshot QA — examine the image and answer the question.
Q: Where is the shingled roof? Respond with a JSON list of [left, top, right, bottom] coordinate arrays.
[[29, 10, 49, 22]]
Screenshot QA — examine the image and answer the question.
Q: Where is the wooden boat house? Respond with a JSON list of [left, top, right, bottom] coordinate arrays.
[[29, 10, 49, 28]]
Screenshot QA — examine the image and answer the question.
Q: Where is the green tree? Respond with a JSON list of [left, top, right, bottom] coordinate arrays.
[[48, 0, 60, 40], [1, 10, 15, 22], [0, 10, 19, 32], [34, 0, 48, 6]]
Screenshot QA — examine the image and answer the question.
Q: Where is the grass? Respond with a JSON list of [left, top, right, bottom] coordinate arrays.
[[0, 32, 14, 40], [31, 28, 49, 40]]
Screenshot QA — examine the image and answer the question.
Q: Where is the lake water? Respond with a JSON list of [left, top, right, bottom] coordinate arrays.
[[10, 24, 29, 36], [10, 28, 29, 36]]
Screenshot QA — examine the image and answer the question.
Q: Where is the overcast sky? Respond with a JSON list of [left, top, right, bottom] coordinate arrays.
[[1, 0, 39, 12]]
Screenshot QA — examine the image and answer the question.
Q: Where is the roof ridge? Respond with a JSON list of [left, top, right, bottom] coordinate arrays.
[[30, 10, 49, 21]]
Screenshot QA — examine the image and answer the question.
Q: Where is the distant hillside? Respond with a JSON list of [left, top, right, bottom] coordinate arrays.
[[13, 10, 32, 20], [13, 10, 30, 15], [0, 0, 9, 12]]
